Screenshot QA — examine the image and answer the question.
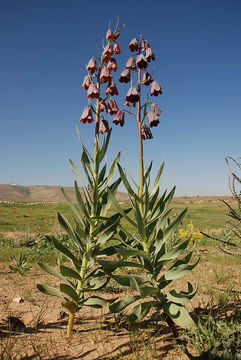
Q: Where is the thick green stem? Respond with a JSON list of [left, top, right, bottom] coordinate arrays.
[[67, 312, 76, 338], [137, 68, 144, 216]]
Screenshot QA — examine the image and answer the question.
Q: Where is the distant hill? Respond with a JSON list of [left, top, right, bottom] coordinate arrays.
[[0, 184, 129, 203]]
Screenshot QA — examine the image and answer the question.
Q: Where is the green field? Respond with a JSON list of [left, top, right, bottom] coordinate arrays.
[[0, 197, 235, 234]]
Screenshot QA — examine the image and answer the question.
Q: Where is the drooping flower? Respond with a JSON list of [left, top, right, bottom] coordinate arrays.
[[87, 83, 99, 99], [141, 72, 153, 86], [113, 42, 121, 54], [124, 99, 136, 107], [136, 54, 148, 69], [147, 110, 159, 127], [126, 56, 136, 70], [107, 98, 119, 115], [126, 87, 140, 103], [99, 98, 107, 112], [151, 103, 162, 116], [113, 110, 125, 127], [80, 106, 93, 124], [141, 39, 150, 51], [145, 47, 155, 62], [106, 29, 113, 41], [112, 31, 120, 41], [86, 57, 97, 74], [119, 69, 131, 83], [141, 125, 153, 140], [128, 38, 139, 52], [150, 81, 163, 96], [103, 42, 113, 63], [106, 81, 118, 96], [100, 66, 112, 83], [99, 120, 109, 134], [107, 57, 118, 72], [80, 75, 91, 90]]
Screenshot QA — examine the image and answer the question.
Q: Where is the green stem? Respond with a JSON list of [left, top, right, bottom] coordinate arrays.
[[137, 68, 144, 215], [67, 312, 76, 338]]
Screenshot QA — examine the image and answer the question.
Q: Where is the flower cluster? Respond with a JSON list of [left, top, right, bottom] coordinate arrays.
[[119, 36, 163, 140], [80, 27, 123, 132], [179, 223, 203, 243]]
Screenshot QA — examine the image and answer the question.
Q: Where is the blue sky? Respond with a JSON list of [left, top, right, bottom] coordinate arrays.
[[1, 0, 241, 196]]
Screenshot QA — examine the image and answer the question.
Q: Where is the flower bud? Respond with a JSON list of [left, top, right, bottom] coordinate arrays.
[[100, 66, 113, 83], [107, 57, 118, 72], [86, 57, 98, 74], [145, 47, 155, 62], [151, 103, 162, 116], [126, 87, 140, 103], [87, 83, 99, 99], [126, 56, 136, 70], [119, 69, 131, 83], [106, 29, 113, 41], [80, 106, 93, 124], [150, 81, 163, 96], [147, 110, 159, 127], [128, 38, 139, 52], [141, 125, 153, 140], [113, 42, 121, 54], [141, 72, 153, 86], [107, 98, 119, 115], [136, 54, 148, 69], [99, 120, 109, 134], [113, 110, 125, 127], [106, 81, 119, 96], [80, 75, 91, 90]]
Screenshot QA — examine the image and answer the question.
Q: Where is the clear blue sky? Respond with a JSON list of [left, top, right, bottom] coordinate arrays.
[[1, 0, 240, 196]]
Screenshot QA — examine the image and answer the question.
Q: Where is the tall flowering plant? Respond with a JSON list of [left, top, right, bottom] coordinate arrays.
[[37, 22, 127, 337], [99, 36, 199, 335]]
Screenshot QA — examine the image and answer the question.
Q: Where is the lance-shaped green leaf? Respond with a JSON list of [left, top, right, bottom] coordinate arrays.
[[76, 125, 94, 162], [148, 186, 161, 216], [97, 129, 112, 164], [98, 163, 107, 184], [113, 274, 149, 287], [60, 283, 79, 303], [61, 187, 85, 230], [166, 282, 197, 304], [117, 163, 141, 202], [162, 302, 196, 329], [38, 263, 76, 290], [36, 284, 65, 300], [155, 240, 189, 264], [106, 151, 121, 185], [83, 296, 109, 308], [109, 295, 141, 313], [86, 277, 110, 291], [58, 212, 85, 253], [98, 259, 143, 272], [150, 162, 164, 197], [160, 257, 200, 282], [99, 177, 122, 216], [130, 276, 140, 292], [134, 198, 146, 242], [108, 188, 136, 227], [115, 247, 143, 258], [162, 208, 187, 243], [52, 237, 81, 272], [139, 286, 159, 298], [74, 181, 90, 219], [60, 265, 81, 281], [129, 301, 154, 322], [143, 161, 153, 185], [81, 149, 94, 184]]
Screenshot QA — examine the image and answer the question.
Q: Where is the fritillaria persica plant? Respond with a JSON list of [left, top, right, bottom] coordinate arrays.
[[37, 21, 199, 340], [37, 21, 128, 337], [98, 35, 199, 336]]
